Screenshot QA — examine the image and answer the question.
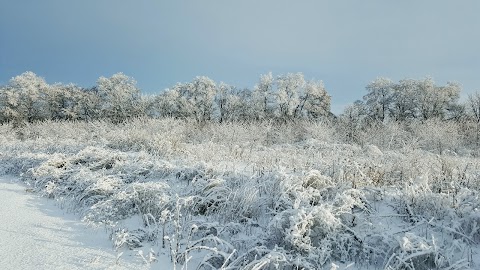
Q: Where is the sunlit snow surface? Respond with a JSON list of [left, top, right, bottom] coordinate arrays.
[[0, 176, 168, 270]]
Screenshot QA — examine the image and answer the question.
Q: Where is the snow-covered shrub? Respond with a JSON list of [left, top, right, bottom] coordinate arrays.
[[102, 117, 188, 156], [23, 153, 72, 195], [359, 121, 412, 150], [76, 173, 123, 207], [191, 178, 229, 215], [220, 180, 263, 222], [412, 119, 462, 154], [267, 187, 374, 267], [72, 146, 127, 171], [126, 182, 171, 217], [181, 235, 236, 269], [259, 173, 294, 213], [83, 189, 137, 224], [227, 246, 292, 270], [302, 170, 333, 190], [452, 188, 480, 243], [113, 228, 147, 250], [84, 182, 171, 225], [384, 233, 447, 270], [397, 180, 453, 222]]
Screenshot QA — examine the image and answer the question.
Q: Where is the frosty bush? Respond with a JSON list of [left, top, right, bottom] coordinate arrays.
[[267, 185, 378, 266], [384, 233, 444, 269], [412, 118, 462, 154], [302, 170, 333, 190], [84, 182, 171, 225]]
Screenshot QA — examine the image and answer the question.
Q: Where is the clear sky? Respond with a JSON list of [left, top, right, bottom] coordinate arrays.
[[1, 0, 479, 114]]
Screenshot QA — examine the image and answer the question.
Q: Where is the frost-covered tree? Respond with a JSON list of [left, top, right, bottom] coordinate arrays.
[[96, 73, 141, 122], [155, 87, 183, 118], [388, 78, 461, 122], [337, 101, 369, 143], [416, 78, 460, 120], [46, 83, 88, 121], [467, 92, 480, 123], [7, 71, 51, 122], [301, 80, 331, 119], [46, 83, 68, 120], [216, 82, 233, 123], [190, 76, 217, 123], [0, 73, 106, 122], [252, 72, 274, 120], [164, 76, 217, 123], [467, 92, 480, 146], [225, 88, 253, 122], [138, 94, 158, 118], [0, 85, 18, 123], [390, 79, 418, 121], [363, 77, 393, 122], [275, 73, 305, 121], [75, 87, 103, 121], [214, 84, 254, 122]]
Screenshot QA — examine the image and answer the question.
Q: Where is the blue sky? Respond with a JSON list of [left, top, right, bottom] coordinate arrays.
[[1, 0, 479, 114]]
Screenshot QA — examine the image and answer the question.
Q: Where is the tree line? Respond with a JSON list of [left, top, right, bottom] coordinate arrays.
[[0, 71, 331, 124], [330, 77, 479, 146], [352, 77, 465, 122], [1, 71, 479, 126]]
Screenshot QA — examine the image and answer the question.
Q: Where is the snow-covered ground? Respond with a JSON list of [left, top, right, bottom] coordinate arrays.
[[1, 119, 480, 269], [0, 176, 155, 270]]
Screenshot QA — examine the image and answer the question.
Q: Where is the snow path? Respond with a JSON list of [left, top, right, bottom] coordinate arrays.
[[0, 176, 149, 270]]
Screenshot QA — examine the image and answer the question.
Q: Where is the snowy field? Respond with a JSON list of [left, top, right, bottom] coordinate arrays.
[[1, 118, 479, 269]]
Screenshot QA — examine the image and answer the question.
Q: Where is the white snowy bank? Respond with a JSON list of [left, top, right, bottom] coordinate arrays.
[[0, 176, 160, 270]]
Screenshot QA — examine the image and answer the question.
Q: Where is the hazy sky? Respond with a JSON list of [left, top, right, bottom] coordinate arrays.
[[1, 1, 479, 113]]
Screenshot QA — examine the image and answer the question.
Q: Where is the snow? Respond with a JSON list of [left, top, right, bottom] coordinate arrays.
[[1, 119, 480, 269], [0, 176, 156, 270]]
